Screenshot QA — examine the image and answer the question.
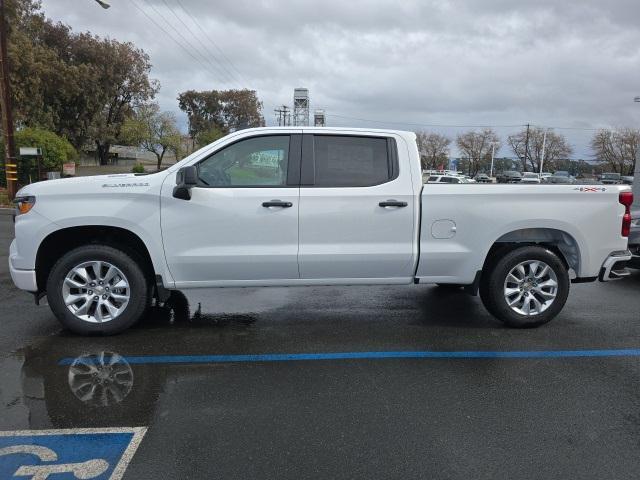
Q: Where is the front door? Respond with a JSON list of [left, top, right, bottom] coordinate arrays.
[[298, 134, 416, 280], [161, 133, 301, 286]]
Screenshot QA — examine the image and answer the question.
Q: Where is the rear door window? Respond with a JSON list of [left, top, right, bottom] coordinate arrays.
[[309, 135, 395, 187]]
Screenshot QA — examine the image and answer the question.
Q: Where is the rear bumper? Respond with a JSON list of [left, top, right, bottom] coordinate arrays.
[[599, 250, 632, 281], [9, 239, 38, 292]]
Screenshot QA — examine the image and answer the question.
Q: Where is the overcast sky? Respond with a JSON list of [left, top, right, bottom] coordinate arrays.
[[42, 0, 640, 158]]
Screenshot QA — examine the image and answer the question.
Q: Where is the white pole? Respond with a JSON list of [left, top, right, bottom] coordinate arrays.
[[490, 143, 495, 178], [540, 129, 547, 176]]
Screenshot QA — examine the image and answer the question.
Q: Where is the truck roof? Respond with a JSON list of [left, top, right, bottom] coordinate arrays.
[[235, 126, 416, 137]]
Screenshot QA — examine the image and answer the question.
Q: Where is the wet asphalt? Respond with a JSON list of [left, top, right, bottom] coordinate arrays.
[[1, 213, 640, 479]]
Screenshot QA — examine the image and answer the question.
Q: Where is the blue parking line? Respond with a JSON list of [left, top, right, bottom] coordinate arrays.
[[58, 348, 640, 366]]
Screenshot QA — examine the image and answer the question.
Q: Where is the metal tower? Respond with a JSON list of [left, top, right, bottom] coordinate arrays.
[[313, 109, 326, 127], [293, 88, 309, 126]]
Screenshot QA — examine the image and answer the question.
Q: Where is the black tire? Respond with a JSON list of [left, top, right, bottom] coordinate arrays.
[[479, 245, 569, 328], [46, 245, 151, 335]]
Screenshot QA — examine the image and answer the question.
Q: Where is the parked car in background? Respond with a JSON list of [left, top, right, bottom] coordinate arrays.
[[496, 171, 522, 183], [621, 176, 634, 185], [521, 172, 541, 184], [474, 173, 491, 183], [427, 175, 471, 184], [548, 175, 575, 184], [576, 178, 602, 185], [540, 172, 553, 181], [554, 171, 570, 178], [629, 208, 640, 269], [600, 173, 622, 185]]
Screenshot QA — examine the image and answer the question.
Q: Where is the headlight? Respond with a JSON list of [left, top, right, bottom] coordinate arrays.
[[14, 195, 36, 215]]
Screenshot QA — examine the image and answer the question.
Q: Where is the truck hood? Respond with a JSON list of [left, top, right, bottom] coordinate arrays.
[[16, 173, 161, 197]]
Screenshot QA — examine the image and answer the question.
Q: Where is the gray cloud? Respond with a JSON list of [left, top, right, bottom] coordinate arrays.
[[41, 0, 640, 157]]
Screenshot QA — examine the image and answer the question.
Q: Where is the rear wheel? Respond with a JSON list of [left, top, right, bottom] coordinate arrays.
[[480, 246, 569, 328], [46, 245, 151, 335]]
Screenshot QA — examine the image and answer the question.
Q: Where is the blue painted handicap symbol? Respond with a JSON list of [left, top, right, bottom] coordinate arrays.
[[0, 428, 146, 479]]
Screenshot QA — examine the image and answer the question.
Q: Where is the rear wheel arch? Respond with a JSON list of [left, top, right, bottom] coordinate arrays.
[[482, 228, 581, 276]]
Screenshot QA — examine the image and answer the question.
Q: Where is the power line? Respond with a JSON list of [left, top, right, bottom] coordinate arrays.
[[129, 0, 222, 81], [160, 0, 238, 84], [326, 113, 608, 131], [325, 113, 526, 129], [173, 0, 247, 85], [141, 0, 230, 84]]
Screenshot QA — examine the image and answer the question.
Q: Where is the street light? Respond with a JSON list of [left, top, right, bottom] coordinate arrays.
[[489, 142, 496, 178], [94, 0, 111, 9]]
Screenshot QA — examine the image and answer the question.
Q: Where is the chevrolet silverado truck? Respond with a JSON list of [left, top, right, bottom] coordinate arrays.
[[8, 127, 634, 334]]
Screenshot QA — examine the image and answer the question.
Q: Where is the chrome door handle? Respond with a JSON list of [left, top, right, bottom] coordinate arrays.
[[379, 200, 408, 207], [262, 200, 293, 208]]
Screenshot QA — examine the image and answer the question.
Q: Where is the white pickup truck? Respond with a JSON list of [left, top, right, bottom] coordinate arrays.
[[9, 127, 634, 334]]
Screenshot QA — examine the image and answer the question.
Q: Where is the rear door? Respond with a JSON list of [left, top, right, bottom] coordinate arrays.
[[297, 133, 416, 280]]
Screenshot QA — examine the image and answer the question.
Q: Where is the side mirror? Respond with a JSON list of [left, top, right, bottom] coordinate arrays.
[[173, 166, 198, 200]]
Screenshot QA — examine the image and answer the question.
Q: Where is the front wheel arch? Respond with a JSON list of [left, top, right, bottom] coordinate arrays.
[[36, 226, 156, 295]]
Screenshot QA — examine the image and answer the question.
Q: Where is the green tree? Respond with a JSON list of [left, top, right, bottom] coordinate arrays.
[[121, 103, 181, 170], [85, 40, 159, 165], [178, 89, 264, 142], [5, 0, 158, 164], [196, 126, 225, 148], [0, 128, 77, 186]]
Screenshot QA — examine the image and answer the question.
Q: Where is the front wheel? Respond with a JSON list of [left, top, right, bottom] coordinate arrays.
[[46, 245, 151, 335], [479, 246, 569, 328]]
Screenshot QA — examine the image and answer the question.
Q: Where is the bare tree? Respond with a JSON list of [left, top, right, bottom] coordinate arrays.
[[508, 127, 572, 173], [590, 127, 639, 175], [456, 129, 501, 176], [415, 132, 451, 170], [121, 103, 182, 170]]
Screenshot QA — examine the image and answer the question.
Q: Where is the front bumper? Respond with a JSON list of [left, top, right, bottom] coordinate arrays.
[[599, 250, 632, 281], [9, 239, 38, 292]]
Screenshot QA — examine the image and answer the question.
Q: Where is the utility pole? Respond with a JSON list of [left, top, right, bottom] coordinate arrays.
[[274, 106, 290, 127], [0, 0, 17, 199], [523, 123, 530, 173]]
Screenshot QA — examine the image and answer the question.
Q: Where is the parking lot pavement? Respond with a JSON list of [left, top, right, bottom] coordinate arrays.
[[1, 214, 640, 479]]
